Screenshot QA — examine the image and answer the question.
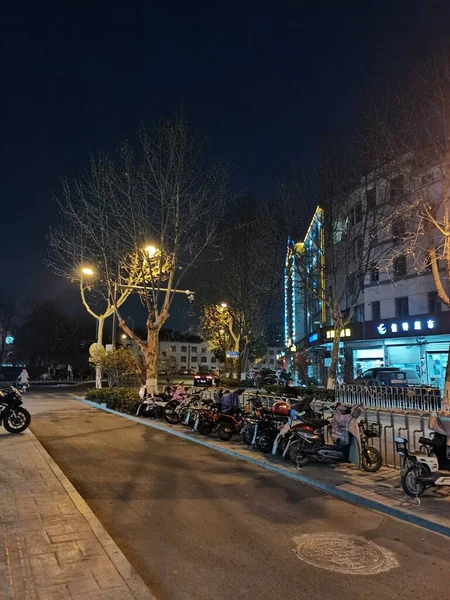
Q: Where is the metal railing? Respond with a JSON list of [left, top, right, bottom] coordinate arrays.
[[335, 384, 441, 412]]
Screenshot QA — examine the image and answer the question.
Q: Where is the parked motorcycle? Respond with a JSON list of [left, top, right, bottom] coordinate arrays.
[[242, 400, 290, 453], [289, 403, 382, 472], [395, 412, 450, 497], [0, 386, 31, 433]]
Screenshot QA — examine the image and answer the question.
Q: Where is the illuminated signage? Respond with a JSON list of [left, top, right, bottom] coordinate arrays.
[[5, 336, 14, 345], [376, 319, 435, 335], [326, 328, 351, 339], [308, 333, 319, 343]]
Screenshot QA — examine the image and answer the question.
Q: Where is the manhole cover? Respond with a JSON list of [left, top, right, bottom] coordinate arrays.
[[293, 534, 398, 575]]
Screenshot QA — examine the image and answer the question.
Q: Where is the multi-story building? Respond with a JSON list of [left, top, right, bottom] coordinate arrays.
[[285, 166, 450, 389], [158, 340, 220, 375]]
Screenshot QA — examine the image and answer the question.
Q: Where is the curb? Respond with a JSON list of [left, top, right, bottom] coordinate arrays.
[[26, 428, 157, 600], [74, 397, 450, 539]]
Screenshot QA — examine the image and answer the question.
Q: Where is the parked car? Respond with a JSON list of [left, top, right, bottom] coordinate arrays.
[[353, 368, 408, 387], [194, 369, 216, 386], [402, 368, 422, 386]]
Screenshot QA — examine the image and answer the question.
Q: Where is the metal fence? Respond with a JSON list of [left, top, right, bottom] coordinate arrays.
[[335, 384, 441, 412]]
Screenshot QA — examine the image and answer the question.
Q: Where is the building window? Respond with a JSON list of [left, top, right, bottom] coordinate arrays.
[[395, 296, 409, 318], [393, 255, 407, 278], [390, 176, 403, 202], [180, 356, 187, 363], [428, 291, 442, 314], [269, 359, 274, 365], [169, 345, 177, 352], [354, 304, 364, 322], [191, 346, 197, 353], [370, 264, 379, 283], [392, 219, 406, 243], [162, 351, 167, 357], [201, 347, 207, 353], [370, 225, 378, 243], [354, 202, 362, 224], [201, 357, 207, 363], [347, 274, 356, 296], [372, 301, 381, 321], [269, 350, 274, 355], [191, 356, 197, 362], [366, 188, 376, 210], [211, 357, 216, 363], [181, 346, 187, 352]]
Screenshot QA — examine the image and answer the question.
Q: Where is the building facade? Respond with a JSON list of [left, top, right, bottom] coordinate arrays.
[[284, 167, 450, 389]]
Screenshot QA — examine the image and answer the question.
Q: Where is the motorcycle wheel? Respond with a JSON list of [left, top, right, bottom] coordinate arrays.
[[3, 407, 31, 434], [197, 418, 213, 436], [217, 423, 233, 441], [242, 426, 255, 446], [164, 402, 180, 425], [288, 440, 310, 467], [401, 463, 428, 497], [361, 446, 382, 472], [178, 407, 191, 426], [257, 433, 273, 453]]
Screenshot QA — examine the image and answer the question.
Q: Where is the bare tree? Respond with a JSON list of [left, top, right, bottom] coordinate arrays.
[[361, 56, 450, 405], [0, 299, 15, 370], [48, 115, 229, 393], [264, 158, 394, 388], [199, 207, 279, 379]]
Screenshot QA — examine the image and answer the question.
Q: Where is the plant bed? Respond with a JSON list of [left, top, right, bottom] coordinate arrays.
[[85, 387, 140, 415]]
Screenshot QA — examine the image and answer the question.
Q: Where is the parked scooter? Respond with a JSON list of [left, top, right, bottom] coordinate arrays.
[[395, 412, 450, 497], [289, 402, 382, 472]]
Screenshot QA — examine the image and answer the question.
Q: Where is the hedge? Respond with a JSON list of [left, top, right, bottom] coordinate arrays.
[[85, 387, 140, 415]]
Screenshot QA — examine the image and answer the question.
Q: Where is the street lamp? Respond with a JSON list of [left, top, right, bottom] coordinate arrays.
[[81, 266, 95, 276], [144, 245, 158, 258], [121, 334, 127, 340], [220, 302, 228, 309]]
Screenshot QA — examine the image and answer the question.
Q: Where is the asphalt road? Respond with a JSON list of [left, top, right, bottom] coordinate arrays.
[[27, 391, 450, 600]]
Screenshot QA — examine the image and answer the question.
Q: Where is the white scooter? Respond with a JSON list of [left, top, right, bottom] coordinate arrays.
[[395, 412, 450, 497]]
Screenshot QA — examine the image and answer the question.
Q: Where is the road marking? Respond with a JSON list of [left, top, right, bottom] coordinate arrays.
[[293, 533, 399, 575]]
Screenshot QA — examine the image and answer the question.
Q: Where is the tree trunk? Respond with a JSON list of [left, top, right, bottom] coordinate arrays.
[[240, 345, 249, 381], [144, 329, 159, 394], [327, 329, 341, 389], [95, 317, 105, 389]]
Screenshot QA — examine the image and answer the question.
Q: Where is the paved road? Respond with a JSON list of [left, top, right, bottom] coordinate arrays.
[[26, 391, 450, 600]]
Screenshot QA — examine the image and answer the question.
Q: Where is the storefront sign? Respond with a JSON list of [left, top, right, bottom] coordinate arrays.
[[226, 351, 240, 358], [308, 333, 319, 343], [326, 328, 351, 339], [376, 319, 436, 336]]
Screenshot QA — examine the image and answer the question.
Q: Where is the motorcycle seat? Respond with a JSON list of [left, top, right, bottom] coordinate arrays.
[[302, 417, 330, 428], [418, 436, 433, 446]]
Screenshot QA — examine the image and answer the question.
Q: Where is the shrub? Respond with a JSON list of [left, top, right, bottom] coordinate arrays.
[[92, 348, 142, 387], [85, 387, 140, 414]]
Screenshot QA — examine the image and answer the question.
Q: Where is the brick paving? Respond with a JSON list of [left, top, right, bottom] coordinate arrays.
[[0, 429, 155, 600]]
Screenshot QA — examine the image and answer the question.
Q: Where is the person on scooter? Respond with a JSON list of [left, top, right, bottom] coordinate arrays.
[[220, 388, 245, 417]]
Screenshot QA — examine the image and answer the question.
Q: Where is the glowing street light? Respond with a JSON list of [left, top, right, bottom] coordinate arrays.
[[220, 302, 228, 309], [121, 334, 127, 340], [144, 245, 158, 258], [81, 266, 95, 276]]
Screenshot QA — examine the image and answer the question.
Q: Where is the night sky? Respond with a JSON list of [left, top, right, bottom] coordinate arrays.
[[3, 0, 450, 317]]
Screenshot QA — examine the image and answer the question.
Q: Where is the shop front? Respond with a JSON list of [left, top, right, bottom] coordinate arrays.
[[359, 313, 450, 388]]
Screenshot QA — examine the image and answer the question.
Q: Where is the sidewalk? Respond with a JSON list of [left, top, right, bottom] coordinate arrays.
[[0, 429, 155, 600], [78, 397, 450, 538]]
